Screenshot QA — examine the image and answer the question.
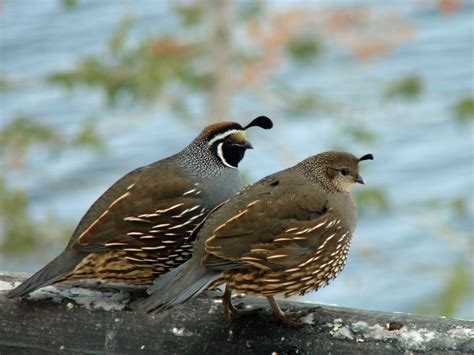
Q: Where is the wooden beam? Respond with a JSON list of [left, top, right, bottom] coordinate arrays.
[[0, 272, 472, 354]]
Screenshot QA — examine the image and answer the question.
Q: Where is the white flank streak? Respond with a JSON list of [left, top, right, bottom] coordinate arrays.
[[262, 278, 281, 283], [124, 217, 150, 223], [138, 213, 159, 218], [189, 205, 201, 212], [141, 246, 166, 250], [182, 189, 196, 196], [250, 248, 268, 253], [309, 220, 327, 232], [299, 255, 321, 268], [295, 228, 310, 235], [326, 220, 336, 229], [153, 223, 171, 229], [127, 232, 144, 236], [274, 237, 291, 242], [267, 254, 287, 259], [157, 203, 185, 214], [139, 235, 156, 240], [172, 205, 200, 218], [168, 220, 192, 230], [338, 232, 349, 242], [127, 183, 136, 190], [246, 200, 260, 208], [104, 242, 127, 247], [317, 234, 335, 251], [188, 213, 205, 222], [123, 248, 142, 252]]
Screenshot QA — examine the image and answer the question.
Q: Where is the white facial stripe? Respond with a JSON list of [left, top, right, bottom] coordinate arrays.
[[217, 142, 238, 169], [207, 129, 244, 146]]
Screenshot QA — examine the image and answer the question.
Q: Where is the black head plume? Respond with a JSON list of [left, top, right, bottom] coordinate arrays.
[[243, 116, 273, 130], [359, 153, 374, 162]]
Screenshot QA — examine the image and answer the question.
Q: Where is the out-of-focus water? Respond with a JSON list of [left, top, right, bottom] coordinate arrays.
[[1, 1, 473, 318]]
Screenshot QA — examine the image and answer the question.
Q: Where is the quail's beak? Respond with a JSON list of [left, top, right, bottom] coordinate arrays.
[[354, 174, 365, 185], [236, 140, 253, 150]]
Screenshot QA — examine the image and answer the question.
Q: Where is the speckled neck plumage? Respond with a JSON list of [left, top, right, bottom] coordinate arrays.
[[295, 157, 337, 193], [177, 138, 228, 179]]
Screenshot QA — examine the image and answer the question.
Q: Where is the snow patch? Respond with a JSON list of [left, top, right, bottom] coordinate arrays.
[[208, 304, 219, 314], [328, 320, 474, 352], [0, 280, 21, 291], [448, 326, 474, 339], [332, 326, 355, 340], [171, 327, 192, 337], [300, 312, 315, 325], [28, 286, 129, 311], [293, 298, 338, 307], [351, 321, 387, 340]]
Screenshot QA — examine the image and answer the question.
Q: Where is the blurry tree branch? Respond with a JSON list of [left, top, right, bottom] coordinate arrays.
[[208, 0, 234, 121]]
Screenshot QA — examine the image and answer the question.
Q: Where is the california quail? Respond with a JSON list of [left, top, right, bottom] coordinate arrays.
[[140, 151, 373, 327], [8, 116, 273, 298]]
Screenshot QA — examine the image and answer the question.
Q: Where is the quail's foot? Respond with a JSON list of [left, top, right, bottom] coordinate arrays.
[[222, 286, 258, 323]]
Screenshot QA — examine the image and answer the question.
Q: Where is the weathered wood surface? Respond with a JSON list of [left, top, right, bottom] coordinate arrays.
[[0, 271, 473, 354]]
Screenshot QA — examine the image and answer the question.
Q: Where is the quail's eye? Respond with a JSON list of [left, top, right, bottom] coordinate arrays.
[[340, 168, 350, 176], [224, 137, 233, 146]]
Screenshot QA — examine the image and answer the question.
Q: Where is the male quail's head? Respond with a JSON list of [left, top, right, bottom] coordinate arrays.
[[187, 116, 273, 170], [140, 150, 373, 328], [7, 116, 273, 299]]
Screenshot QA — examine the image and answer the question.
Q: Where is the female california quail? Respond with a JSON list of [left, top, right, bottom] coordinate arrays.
[[8, 116, 273, 298], [140, 151, 373, 327]]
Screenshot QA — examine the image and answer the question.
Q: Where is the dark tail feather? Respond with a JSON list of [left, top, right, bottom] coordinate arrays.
[[139, 259, 219, 314], [7, 250, 84, 299]]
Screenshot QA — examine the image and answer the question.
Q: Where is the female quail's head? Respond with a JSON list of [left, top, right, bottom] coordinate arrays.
[[298, 151, 374, 192]]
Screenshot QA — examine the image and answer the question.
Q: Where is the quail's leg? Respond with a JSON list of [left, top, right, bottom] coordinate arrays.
[[266, 296, 308, 328], [222, 285, 258, 323]]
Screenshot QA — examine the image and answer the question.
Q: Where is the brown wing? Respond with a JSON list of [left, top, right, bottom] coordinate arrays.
[[202, 174, 351, 272], [70, 161, 209, 267]]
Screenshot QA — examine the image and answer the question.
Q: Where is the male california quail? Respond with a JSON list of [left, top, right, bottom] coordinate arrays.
[[8, 116, 273, 298], [140, 151, 373, 327]]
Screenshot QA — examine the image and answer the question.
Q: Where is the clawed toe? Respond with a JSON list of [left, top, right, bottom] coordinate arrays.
[[267, 296, 315, 328], [222, 286, 258, 324]]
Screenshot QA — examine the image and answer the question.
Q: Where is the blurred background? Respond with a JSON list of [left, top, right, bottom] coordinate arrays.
[[0, 0, 473, 319]]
